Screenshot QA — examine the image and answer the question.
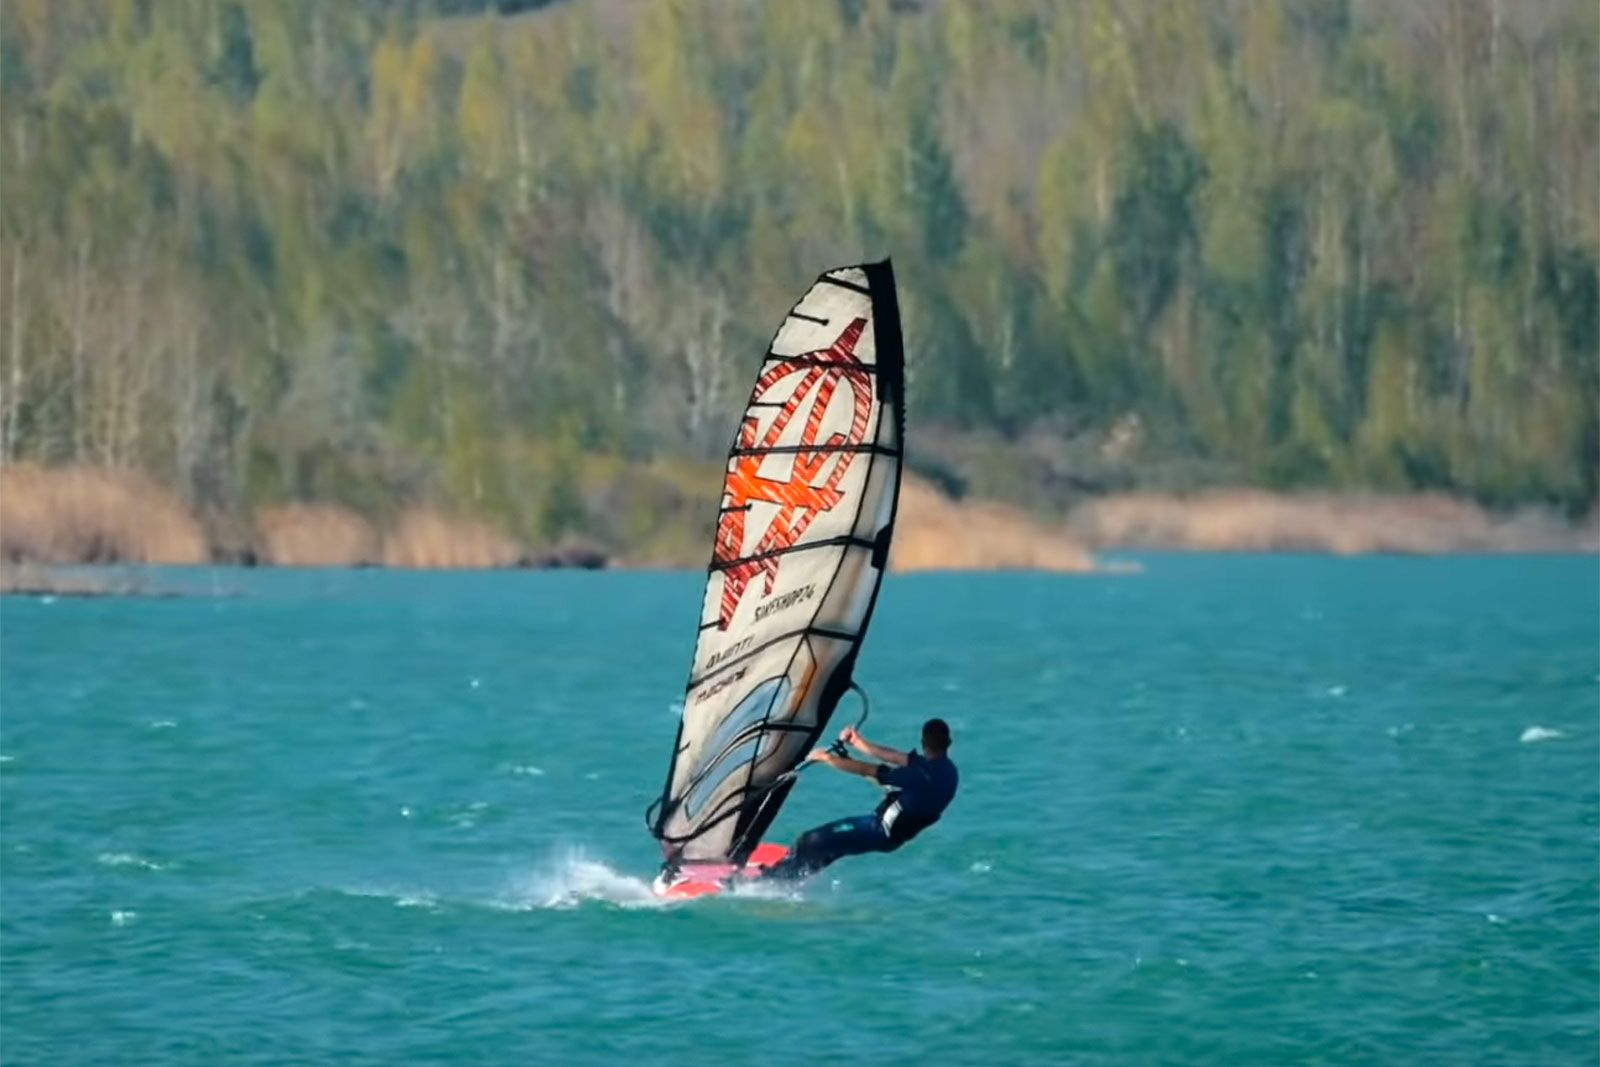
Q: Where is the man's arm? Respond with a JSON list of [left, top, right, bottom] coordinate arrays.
[[808, 749, 883, 780], [839, 726, 909, 767]]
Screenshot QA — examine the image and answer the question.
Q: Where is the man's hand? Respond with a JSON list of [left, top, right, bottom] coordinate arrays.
[[808, 748, 877, 780], [838, 728, 909, 767]]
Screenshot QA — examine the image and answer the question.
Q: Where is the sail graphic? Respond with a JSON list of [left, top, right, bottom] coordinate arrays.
[[648, 261, 905, 866]]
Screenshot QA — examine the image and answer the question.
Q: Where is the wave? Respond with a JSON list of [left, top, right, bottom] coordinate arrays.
[[499, 849, 806, 909], [1519, 726, 1565, 743], [501, 850, 669, 910], [288, 885, 441, 912], [96, 851, 168, 871], [254, 848, 807, 917]]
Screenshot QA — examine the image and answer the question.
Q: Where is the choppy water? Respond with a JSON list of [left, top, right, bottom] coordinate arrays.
[[2, 558, 1596, 1065]]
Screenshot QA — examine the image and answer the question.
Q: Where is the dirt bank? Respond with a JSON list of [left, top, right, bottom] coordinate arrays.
[[255, 504, 382, 567], [893, 478, 1099, 572], [0, 467, 538, 572], [0, 464, 209, 565], [380, 507, 524, 569], [1069, 490, 1598, 554], [3, 465, 1592, 578]]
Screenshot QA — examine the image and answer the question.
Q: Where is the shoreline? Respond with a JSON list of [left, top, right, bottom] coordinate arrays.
[[2, 465, 1594, 594], [9, 540, 1600, 599], [1067, 489, 1599, 556], [7, 547, 1597, 599]]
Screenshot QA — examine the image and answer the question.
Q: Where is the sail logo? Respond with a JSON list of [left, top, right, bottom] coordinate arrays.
[[702, 635, 753, 674], [713, 318, 874, 630], [754, 583, 816, 622], [692, 666, 748, 706]]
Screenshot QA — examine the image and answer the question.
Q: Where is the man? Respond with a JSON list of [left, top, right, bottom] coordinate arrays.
[[765, 718, 959, 881]]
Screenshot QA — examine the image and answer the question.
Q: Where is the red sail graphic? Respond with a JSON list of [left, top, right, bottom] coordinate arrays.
[[712, 318, 874, 629]]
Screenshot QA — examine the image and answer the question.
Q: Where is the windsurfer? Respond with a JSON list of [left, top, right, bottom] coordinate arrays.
[[764, 719, 959, 880]]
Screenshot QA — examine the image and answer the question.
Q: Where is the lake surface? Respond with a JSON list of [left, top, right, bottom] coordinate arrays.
[[2, 558, 1596, 1065]]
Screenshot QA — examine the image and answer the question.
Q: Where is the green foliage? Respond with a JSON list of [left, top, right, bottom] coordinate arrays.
[[539, 426, 587, 540], [1, 0, 1595, 550], [1109, 123, 1203, 331], [907, 108, 967, 262]]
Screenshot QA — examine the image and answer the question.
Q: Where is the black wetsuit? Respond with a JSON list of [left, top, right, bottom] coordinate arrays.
[[769, 750, 959, 879]]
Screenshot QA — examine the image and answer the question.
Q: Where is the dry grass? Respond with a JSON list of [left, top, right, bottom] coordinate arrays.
[[0, 463, 208, 565], [380, 507, 524, 569], [893, 477, 1099, 572], [1070, 490, 1597, 554], [6, 463, 1589, 573], [255, 503, 380, 567]]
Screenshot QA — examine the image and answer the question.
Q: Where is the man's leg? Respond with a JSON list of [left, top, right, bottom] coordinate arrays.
[[766, 815, 887, 880]]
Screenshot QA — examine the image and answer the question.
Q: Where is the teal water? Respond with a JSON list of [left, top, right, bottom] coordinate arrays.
[[2, 559, 1596, 1065]]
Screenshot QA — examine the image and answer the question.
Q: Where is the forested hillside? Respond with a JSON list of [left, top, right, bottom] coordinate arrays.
[[2, 0, 1595, 555]]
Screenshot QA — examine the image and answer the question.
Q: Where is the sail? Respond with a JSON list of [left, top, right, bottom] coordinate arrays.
[[648, 260, 905, 866]]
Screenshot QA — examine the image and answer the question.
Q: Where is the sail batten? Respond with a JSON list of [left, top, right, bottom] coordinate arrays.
[[729, 443, 897, 458], [709, 535, 878, 573], [648, 260, 905, 867]]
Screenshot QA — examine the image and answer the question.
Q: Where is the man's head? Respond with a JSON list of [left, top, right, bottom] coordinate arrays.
[[921, 718, 952, 757]]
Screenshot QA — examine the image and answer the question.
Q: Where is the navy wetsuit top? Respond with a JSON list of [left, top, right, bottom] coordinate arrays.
[[873, 751, 959, 846]]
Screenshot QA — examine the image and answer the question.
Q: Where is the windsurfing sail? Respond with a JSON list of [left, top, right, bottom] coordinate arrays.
[[647, 260, 905, 868]]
